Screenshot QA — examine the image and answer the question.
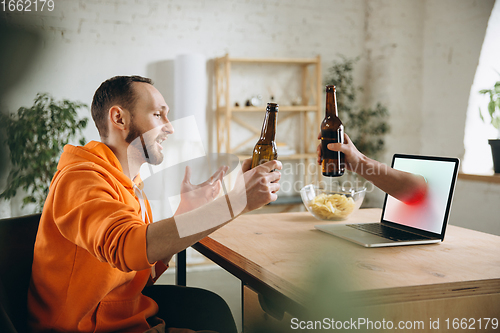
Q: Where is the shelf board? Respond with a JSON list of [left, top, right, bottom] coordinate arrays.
[[236, 153, 317, 161], [217, 56, 319, 65], [458, 172, 500, 184], [218, 105, 320, 113]]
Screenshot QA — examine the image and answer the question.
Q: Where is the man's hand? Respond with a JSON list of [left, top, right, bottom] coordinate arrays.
[[234, 158, 282, 214], [316, 132, 428, 204], [176, 165, 228, 215]]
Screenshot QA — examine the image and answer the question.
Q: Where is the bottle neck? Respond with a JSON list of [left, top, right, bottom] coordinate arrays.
[[259, 110, 277, 143], [325, 88, 339, 118]]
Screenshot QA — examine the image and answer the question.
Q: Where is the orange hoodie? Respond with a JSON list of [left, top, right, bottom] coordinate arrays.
[[28, 141, 166, 332]]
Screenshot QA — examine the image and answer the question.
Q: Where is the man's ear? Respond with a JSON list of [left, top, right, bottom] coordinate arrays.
[[109, 106, 131, 132]]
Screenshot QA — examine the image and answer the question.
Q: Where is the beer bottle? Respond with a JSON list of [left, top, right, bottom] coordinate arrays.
[[251, 103, 278, 168], [321, 85, 345, 177]]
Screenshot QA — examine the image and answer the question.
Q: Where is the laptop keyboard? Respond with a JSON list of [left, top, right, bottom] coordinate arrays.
[[346, 223, 431, 242]]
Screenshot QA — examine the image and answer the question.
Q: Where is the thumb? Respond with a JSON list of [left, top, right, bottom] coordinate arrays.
[[214, 179, 222, 196], [327, 133, 349, 152], [182, 165, 192, 184], [212, 165, 227, 183], [241, 158, 252, 172], [327, 142, 344, 152]]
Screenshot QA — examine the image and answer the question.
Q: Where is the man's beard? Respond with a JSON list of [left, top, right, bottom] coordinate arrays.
[[126, 122, 164, 165]]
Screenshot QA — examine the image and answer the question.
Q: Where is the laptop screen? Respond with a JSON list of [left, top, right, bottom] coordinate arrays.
[[381, 154, 459, 236]]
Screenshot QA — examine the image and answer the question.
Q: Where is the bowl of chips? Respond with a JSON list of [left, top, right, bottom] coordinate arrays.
[[300, 184, 366, 221]]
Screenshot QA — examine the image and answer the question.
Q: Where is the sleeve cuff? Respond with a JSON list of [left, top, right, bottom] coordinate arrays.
[[123, 224, 154, 272]]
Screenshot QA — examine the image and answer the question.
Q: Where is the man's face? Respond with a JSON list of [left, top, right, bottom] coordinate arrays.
[[126, 82, 173, 165]]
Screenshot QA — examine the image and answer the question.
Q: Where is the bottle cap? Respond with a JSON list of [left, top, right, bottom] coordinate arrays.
[[267, 103, 279, 112], [326, 85, 336, 92]]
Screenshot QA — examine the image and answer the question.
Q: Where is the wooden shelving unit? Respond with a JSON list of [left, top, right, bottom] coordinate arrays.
[[214, 54, 323, 188]]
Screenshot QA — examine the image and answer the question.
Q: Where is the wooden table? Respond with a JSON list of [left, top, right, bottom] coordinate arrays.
[[192, 209, 500, 332]]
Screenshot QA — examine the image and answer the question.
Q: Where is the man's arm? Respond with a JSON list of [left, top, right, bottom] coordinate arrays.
[[317, 133, 428, 204], [146, 159, 282, 264]]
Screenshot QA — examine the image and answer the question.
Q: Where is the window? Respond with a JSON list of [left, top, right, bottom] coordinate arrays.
[[463, 0, 500, 174]]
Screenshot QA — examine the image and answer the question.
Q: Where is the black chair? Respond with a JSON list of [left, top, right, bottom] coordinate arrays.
[[0, 213, 237, 333], [0, 213, 41, 333]]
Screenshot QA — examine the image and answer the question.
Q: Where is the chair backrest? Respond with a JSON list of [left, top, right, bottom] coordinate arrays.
[[0, 213, 41, 333]]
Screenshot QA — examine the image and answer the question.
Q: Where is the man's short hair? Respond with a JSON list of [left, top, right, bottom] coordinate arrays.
[[91, 75, 153, 138]]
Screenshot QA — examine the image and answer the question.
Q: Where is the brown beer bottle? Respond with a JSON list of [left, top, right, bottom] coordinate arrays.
[[321, 85, 345, 177], [251, 103, 278, 168]]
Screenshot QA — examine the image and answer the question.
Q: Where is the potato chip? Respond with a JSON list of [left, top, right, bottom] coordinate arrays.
[[308, 193, 355, 219]]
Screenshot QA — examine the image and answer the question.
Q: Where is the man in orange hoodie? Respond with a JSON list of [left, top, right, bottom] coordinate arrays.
[[28, 76, 282, 332]]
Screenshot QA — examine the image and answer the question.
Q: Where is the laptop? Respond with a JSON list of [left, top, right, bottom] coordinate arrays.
[[315, 154, 460, 247]]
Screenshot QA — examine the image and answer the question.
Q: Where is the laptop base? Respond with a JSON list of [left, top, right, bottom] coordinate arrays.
[[315, 223, 441, 248]]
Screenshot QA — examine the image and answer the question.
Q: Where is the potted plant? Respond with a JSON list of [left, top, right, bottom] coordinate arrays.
[[0, 93, 88, 212], [479, 80, 500, 173]]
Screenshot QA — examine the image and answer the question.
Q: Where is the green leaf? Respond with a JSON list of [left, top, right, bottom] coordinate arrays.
[[492, 116, 500, 130], [488, 100, 496, 117], [23, 196, 36, 205], [495, 81, 500, 94], [479, 108, 485, 122]]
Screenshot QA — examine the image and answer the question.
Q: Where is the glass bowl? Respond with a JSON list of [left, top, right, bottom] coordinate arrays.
[[300, 184, 366, 221]]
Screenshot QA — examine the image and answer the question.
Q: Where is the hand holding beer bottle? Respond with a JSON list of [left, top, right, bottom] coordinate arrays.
[[251, 103, 278, 168], [320, 85, 345, 177]]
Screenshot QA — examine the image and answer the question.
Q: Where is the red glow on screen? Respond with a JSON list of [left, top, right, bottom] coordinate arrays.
[[403, 184, 428, 205]]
